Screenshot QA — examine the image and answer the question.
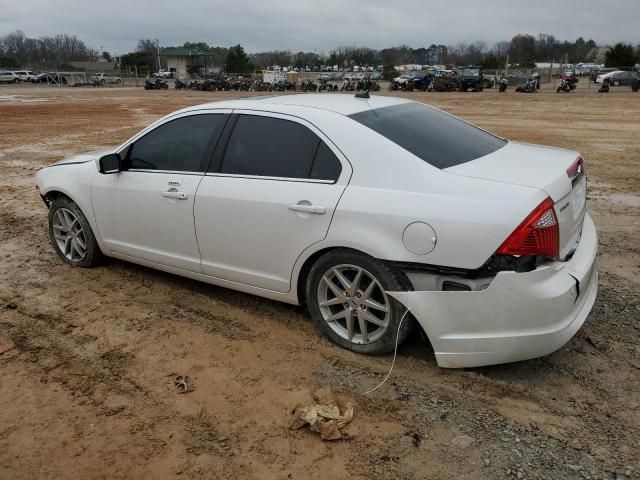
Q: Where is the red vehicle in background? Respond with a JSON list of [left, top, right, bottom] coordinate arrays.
[[590, 67, 616, 83], [557, 72, 578, 93]]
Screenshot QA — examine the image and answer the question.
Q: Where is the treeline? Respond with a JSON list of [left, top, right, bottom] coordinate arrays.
[[2, 29, 638, 72], [0, 30, 97, 68]]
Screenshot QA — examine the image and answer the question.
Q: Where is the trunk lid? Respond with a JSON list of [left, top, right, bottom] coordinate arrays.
[[446, 141, 587, 259]]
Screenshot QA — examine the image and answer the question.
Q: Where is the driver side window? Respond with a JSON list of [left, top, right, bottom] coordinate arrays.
[[127, 114, 225, 172]]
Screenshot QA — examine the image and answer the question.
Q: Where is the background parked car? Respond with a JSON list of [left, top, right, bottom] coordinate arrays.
[[596, 70, 639, 86], [13, 70, 35, 82], [590, 67, 617, 83], [91, 73, 122, 85], [153, 69, 174, 79], [30, 72, 67, 84], [0, 70, 20, 83], [407, 70, 433, 91]]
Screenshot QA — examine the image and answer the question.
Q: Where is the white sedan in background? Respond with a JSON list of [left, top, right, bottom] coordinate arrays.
[[35, 94, 598, 368]]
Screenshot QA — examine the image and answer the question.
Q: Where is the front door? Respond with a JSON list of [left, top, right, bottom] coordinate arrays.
[[92, 112, 228, 272]]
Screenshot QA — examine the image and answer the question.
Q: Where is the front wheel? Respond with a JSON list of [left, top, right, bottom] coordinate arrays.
[[48, 197, 102, 267], [306, 249, 413, 355]]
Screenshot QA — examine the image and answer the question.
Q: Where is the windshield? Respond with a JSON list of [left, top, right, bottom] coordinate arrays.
[[462, 68, 481, 76], [349, 102, 506, 169]]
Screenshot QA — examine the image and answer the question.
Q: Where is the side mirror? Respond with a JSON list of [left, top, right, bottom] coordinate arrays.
[[99, 153, 121, 174]]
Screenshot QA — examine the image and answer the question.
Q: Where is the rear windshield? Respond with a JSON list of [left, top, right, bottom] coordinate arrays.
[[349, 102, 506, 169], [461, 68, 481, 76]]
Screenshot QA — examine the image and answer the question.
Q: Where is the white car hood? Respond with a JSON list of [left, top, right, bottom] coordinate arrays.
[[48, 149, 112, 167], [445, 141, 576, 201]]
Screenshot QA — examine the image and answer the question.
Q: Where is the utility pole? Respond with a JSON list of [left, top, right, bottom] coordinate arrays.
[[504, 54, 509, 78], [156, 40, 161, 72]]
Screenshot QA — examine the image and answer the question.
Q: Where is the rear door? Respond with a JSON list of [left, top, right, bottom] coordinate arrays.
[[92, 111, 228, 271], [194, 111, 351, 293]]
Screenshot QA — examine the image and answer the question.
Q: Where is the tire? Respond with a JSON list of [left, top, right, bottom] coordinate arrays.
[[48, 197, 101, 268], [306, 249, 413, 355]]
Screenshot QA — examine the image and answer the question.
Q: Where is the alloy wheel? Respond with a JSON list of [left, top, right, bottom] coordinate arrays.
[[317, 264, 391, 344], [52, 208, 87, 262]]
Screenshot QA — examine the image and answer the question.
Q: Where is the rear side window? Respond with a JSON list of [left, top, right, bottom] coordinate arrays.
[[128, 114, 225, 172], [310, 142, 342, 181], [221, 115, 319, 179], [349, 103, 506, 169]]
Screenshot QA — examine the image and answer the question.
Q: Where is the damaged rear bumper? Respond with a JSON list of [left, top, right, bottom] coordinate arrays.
[[388, 213, 598, 368]]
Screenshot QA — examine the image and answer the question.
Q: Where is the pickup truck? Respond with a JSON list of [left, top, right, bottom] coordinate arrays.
[[91, 73, 122, 84], [153, 69, 174, 79]]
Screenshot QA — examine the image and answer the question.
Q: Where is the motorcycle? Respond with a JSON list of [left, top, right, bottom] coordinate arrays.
[[598, 77, 611, 93], [340, 79, 356, 92], [144, 78, 168, 90], [318, 78, 335, 92], [557, 74, 578, 93], [174, 79, 188, 90], [632, 77, 640, 92], [515, 76, 538, 93], [300, 79, 318, 92]]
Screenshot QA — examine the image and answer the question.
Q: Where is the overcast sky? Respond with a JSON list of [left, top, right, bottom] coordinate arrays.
[[1, 0, 638, 54]]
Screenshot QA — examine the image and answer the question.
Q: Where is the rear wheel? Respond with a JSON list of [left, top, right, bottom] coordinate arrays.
[[48, 197, 101, 267], [306, 250, 413, 355]]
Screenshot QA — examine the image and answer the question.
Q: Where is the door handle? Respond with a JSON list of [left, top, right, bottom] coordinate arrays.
[[288, 203, 326, 214], [161, 191, 188, 200]]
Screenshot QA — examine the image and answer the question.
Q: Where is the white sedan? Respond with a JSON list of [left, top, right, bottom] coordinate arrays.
[[35, 94, 598, 368]]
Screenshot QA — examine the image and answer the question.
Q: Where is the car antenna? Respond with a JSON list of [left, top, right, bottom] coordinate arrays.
[[355, 90, 370, 98]]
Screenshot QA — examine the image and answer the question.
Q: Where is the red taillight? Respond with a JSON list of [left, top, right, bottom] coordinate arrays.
[[566, 155, 585, 178], [497, 197, 559, 258]]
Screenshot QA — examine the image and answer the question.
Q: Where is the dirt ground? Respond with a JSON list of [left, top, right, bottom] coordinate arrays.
[[0, 83, 638, 480]]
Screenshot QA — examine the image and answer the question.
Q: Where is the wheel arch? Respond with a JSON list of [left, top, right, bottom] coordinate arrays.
[[41, 189, 75, 208], [39, 184, 107, 255], [294, 245, 412, 307]]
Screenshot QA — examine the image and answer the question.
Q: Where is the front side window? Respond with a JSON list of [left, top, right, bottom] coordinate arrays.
[[127, 114, 225, 172], [349, 102, 506, 169], [220, 115, 320, 179]]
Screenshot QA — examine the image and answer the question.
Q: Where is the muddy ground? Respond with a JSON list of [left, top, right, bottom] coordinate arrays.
[[0, 83, 638, 480]]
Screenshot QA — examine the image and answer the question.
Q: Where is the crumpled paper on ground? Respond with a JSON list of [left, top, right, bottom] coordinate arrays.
[[289, 389, 354, 440]]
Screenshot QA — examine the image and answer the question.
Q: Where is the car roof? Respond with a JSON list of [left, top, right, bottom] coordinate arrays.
[[185, 93, 413, 116]]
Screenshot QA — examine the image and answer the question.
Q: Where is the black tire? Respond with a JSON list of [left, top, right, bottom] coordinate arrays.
[[48, 197, 102, 268], [306, 249, 413, 355]]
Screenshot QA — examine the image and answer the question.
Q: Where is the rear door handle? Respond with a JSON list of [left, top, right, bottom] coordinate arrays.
[[288, 203, 326, 215], [161, 191, 188, 200]]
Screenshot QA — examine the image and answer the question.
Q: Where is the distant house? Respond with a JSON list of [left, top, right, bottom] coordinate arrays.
[[159, 48, 222, 78], [69, 61, 117, 72]]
